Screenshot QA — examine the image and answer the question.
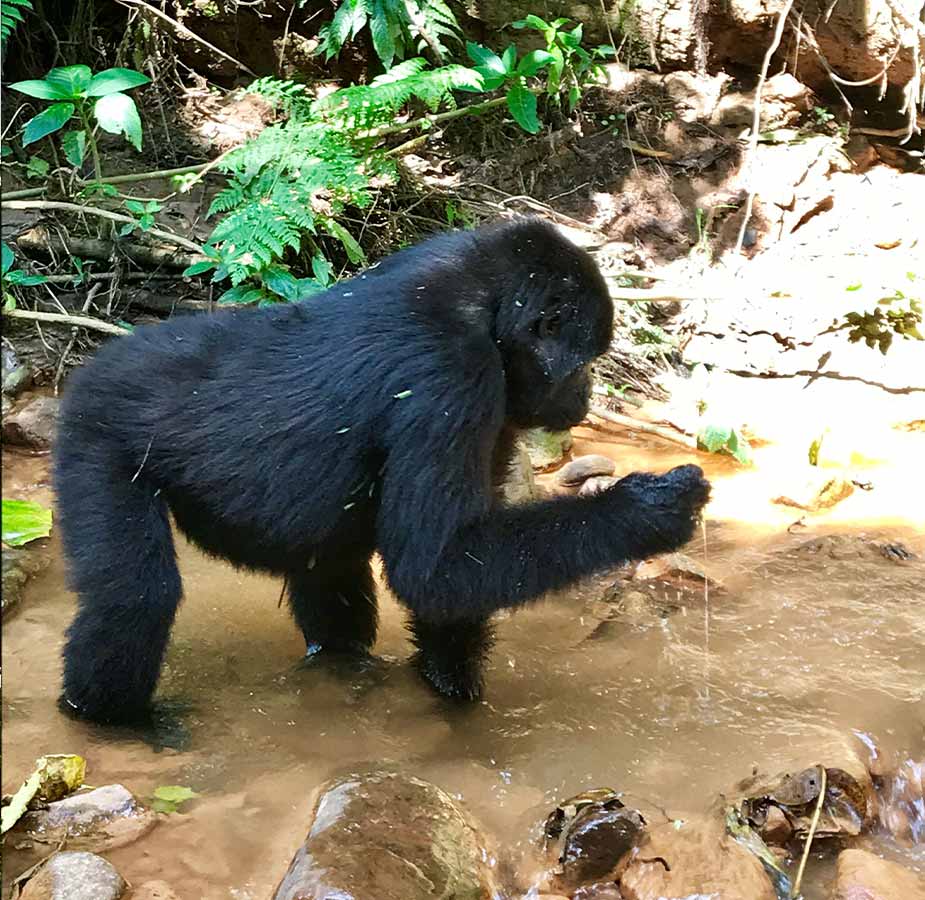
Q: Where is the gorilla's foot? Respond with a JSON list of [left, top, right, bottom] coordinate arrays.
[[413, 651, 485, 702]]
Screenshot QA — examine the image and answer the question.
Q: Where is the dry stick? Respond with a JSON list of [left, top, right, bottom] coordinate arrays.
[[1, 200, 205, 255], [1, 162, 212, 201], [114, 0, 257, 76], [4, 308, 130, 336], [38, 271, 177, 285], [588, 406, 698, 450], [734, 0, 797, 256], [792, 765, 827, 898], [367, 95, 508, 139], [54, 281, 102, 393]]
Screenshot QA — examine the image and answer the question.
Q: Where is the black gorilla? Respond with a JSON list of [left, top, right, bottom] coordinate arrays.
[[54, 218, 710, 723]]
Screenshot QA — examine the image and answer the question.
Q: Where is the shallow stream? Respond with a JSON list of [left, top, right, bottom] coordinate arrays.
[[3, 422, 924, 899]]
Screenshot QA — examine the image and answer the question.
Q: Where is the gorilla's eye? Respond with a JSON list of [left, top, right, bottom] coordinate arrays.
[[539, 312, 562, 339]]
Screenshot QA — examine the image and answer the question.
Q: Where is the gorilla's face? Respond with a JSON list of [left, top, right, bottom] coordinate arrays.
[[488, 222, 614, 432]]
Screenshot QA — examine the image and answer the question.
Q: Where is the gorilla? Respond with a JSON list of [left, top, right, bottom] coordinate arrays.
[[54, 217, 710, 723]]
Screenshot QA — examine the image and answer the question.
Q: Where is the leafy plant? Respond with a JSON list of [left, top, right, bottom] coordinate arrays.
[[1, 0, 32, 44], [826, 275, 923, 354], [119, 198, 163, 237], [9, 65, 150, 181], [151, 785, 200, 814], [697, 423, 751, 465], [1, 499, 53, 547], [512, 15, 614, 111], [319, 0, 461, 69], [2, 241, 47, 310]]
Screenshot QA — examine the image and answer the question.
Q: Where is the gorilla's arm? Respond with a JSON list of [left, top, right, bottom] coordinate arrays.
[[376, 390, 708, 623]]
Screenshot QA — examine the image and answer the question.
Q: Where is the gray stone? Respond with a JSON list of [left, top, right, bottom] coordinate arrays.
[[557, 454, 617, 486], [20, 851, 126, 900], [579, 476, 619, 497], [2, 546, 49, 619], [2, 395, 58, 449], [2, 346, 34, 397]]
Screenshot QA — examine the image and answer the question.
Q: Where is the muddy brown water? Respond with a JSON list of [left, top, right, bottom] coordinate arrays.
[[3, 425, 924, 900]]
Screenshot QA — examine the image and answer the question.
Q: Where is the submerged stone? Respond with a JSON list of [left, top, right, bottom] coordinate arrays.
[[833, 848, 925, 900]]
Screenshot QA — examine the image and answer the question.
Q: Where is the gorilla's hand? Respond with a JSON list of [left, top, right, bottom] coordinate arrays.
[[606, 464, 711, 557]]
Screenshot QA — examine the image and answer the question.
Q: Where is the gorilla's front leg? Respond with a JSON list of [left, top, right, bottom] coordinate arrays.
[[287, 554, 378, 659], [408, 613, 495, 700]]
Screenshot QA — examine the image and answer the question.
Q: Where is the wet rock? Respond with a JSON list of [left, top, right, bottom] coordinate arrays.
[[19, 851, 126, 900], [557, 454, 617, 487], [794, 534, 918, 563], [759, 804, 793, 844], [272, 770, 499, 900], [2, 395, 58, 450], [874, 757, 925, 843], [573, 885, 623, 899], [832, 848, 925, 900], [619, 815, 777, 900], [21, 784, 157, 852], [500, 444, 540, 505], [733, 738, 876, 843], [521, 428, 573, 470], [2, 346, 34, 397], [2, 546, 50, 619], [130, 881, 182, 900], [633, 552, 711, 585], [543, 790, 645, 893], [579, 476, 619, 497]]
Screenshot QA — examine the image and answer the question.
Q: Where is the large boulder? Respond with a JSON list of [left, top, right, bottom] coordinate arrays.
[[272, 770, 499, 900], [19, 851, 126, 900], [832, 848, 925, 900]]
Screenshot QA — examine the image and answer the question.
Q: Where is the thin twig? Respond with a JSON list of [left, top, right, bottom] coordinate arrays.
[[734, 0, 797, 256], [588, 406, 698, 449], [792, 765, 827, 898], [1, 200, 205, 255], [3, 308, 131, 336], [115, 0, 257, 76], [367, 95, 508, 138]]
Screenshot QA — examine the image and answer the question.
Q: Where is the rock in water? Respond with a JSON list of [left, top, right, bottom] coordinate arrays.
[[20, 851, 126, 900], [833, 848, 925, 900], [272, 770, 499, 900], [556, 455, 617, 487], [619, 815, 777, 900]]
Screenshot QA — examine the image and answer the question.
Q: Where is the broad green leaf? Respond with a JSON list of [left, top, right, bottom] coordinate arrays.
[[517, 49, 555, 77], [2, 242, 14, 276], [17, 274, 48, 286], [140, 213, 155, 229], [567, 84, 580, 111], [466, 41, 505, 74], [124, 199, 146, 214], [86, 67, 150, 97], [506, 82, 540, 134], [472, 67, 505, 91], [697, 423, 732, 454], [94, 92, 143, 151], [9, 78, 71, 100], [22, 102, 74, 146], [2, 499, 53, 547], [323, 219, 365, 264], [151, 784, 200, 814], [182, 260, 216, 277], [44, 65, 92, 98], [501, 44, 517, 73], [263, 264, 300, 300], [512, 14, 549, 30], [311, 254, 334, 286], [218, 284, 265, 305], [25, 156, 49, 178], [61, 129, 86, 167]]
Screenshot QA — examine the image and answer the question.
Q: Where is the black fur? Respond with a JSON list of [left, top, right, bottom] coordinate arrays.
[[54, 218, 710, 723]]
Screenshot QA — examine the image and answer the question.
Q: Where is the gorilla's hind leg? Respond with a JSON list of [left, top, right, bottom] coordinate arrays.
[[408, 614, 495, 701], [59, 472, 181, 724], [287, 554, 378, 658]]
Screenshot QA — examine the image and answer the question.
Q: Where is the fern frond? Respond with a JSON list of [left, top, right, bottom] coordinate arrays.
[[1, 0, 32, 44]]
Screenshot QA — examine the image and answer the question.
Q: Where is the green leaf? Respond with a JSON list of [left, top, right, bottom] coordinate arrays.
[[61, 129, 86, 167], [472, 67, 506, 91], [182, 260, 217, 277], [118, 222, 135, 237], [25, 156, 49, 179], [1, 242, 13, 276], [466, 42, 505, 75], [369, 10, 396, 69], [512, 14, 549, 30], [323, 219, 365, 264], [501, 44, 517, 73], [697, 423, 732, 453], [311, 254, 334, 286], [94, 92, 143, 151], [151, 784, 200, 814], [506, 82, 540, 133], [2, 499, 53, 547], [16, 274, 48, 286], [86, 67, 150, 97], [9, 78, 72, 100], [218, 284, 265, 305], [124, 199, 146, 214], [263, 263, 300, 300], [567, 84, 580, 111], [139, 214, 154, 230], [516, 49, 555, 77], [22, 103, 74, 146], [44, 65, 92, 98]]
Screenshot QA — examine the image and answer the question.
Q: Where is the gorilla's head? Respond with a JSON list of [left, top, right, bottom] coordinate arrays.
[[483, 219, 614, 431]]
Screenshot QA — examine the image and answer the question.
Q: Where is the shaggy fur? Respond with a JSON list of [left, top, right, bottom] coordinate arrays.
[[54, 218, 710, 722]]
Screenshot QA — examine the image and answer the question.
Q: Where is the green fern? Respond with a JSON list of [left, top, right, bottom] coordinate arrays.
[[1, 0, 32, 44], [319, 0, 462, 69]]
